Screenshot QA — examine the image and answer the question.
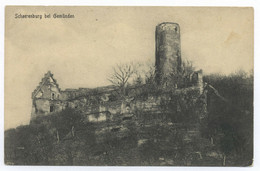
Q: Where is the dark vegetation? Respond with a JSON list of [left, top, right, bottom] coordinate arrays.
[[4, 110, 207, 165], [203, 70, 253, 166], [4, 70, 253, 166]]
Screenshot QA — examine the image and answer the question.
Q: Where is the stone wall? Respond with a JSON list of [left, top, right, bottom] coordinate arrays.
[[53, 84, 207, 125]]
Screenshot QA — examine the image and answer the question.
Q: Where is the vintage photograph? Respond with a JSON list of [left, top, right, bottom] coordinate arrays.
[[4, 6, 253, 166]]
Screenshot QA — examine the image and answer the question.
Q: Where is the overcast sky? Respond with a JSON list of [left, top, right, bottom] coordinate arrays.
[[5, 7, 253, 129]]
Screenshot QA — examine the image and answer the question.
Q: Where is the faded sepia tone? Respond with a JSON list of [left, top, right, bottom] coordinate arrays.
[[5, 6, 253, 130], [5, 6, 253, 166]]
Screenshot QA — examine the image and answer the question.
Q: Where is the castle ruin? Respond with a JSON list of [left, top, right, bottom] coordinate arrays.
[[31, 22, 205, 122]]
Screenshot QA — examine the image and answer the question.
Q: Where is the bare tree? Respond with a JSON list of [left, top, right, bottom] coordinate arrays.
[[108, 63, 137, 96]]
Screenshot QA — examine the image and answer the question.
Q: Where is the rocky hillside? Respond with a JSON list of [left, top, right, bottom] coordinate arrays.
[[5, 72, 253, 166]]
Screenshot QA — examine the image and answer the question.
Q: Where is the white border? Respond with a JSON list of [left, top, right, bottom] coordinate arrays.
[[0, 1, 259, 171]]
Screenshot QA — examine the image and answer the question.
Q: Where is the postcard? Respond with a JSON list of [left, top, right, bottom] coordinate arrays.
[[4, 6, 253, 166]]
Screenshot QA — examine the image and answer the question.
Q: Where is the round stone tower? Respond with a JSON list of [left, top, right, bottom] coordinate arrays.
[[155, 22, 182, 85]]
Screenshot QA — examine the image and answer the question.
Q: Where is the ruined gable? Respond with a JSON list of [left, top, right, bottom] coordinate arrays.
[[32, 71, 61, 100], [31, 71, 63, 119]]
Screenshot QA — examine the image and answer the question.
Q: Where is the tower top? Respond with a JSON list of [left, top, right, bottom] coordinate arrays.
[[156, 22, 180, 32]]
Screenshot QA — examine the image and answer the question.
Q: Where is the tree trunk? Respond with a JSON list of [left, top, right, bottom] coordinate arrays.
[[71, 126, 75, 137], [56, 130, 60, 143]]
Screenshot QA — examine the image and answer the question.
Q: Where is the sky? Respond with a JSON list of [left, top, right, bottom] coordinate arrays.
[[4, 6, 253, 130]]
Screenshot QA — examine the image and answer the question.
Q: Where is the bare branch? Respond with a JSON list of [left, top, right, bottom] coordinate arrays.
[[108, 62, 138, 95]]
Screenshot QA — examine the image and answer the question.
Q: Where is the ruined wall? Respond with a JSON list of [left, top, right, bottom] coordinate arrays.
[[31, 71, 118, 120], [89, 86, 208, 144], [155, 22, 182, 84], [56, 84, 207, 125]]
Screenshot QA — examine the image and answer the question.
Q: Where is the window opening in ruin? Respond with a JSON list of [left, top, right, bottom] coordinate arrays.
[[50, 105, 54, 112], [51, 93, 55, 100]]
